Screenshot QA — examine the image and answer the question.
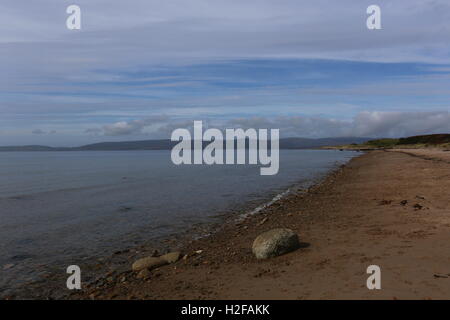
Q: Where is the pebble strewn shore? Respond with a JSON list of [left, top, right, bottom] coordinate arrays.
[[5, 149, 450, 300]]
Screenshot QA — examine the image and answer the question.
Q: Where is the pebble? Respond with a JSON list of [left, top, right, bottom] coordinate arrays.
[[258, 217, 268, 226], [137, 269, 151, 280], [132, 257, 167, 271]]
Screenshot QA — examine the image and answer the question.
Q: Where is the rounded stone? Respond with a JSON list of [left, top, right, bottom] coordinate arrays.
[[252, 228, 300, 259]]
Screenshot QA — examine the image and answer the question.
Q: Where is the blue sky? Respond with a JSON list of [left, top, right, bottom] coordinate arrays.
[[2, 0, 450, 145]]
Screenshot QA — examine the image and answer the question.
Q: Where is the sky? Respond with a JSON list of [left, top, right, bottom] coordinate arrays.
[[1, 0, 450, 146]]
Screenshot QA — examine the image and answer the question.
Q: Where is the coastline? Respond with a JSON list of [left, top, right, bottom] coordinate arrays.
[[2, 151, 354, 300], [6, 148, 450, 299]]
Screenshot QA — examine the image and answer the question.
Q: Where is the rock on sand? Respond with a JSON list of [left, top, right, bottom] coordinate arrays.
[[252, 228, 300, 259], [132, 257, 167, 272], [160, 252, 181, 264], [132, 252, 182, 271]]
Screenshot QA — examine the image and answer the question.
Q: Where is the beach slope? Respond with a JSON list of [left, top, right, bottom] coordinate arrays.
[[75, 150, 450, 300]]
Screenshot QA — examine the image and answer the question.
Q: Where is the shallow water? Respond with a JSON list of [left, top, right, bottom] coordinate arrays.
[[0, 149, 358, 293]]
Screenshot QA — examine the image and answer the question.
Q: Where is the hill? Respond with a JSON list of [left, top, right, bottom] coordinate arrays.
[[0, 137, 370, 152]]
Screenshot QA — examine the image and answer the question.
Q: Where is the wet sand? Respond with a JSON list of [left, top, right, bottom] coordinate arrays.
[[23, 149, 450, 299]]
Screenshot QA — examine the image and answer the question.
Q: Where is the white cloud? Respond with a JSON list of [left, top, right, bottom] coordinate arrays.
[[351, 111, 450, 137], [98, 115, 169, 136], [86, 111, 450, 139], [2, 0, 450, 80], [2, 1, 450, 144]]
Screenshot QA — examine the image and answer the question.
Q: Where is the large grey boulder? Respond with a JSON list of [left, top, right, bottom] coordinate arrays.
[[252, 228, 300, 259]]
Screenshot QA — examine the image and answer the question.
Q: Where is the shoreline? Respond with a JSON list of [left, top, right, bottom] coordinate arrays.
[[2, 151, 355, 300], [72, 149, 450, 300], [68, 153, 360, 300], [6, 148, 450, 299], [73, 153, 360, 300]]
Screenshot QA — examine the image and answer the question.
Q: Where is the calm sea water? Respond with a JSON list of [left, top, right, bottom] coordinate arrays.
[[0, 150, 358, 294]]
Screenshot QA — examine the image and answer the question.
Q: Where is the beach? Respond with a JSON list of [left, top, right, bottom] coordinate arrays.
[[6, 149, 450, 300]]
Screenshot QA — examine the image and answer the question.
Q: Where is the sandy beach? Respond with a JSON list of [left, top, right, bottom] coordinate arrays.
[[64, 149, 450, 300], [7, 149, 449, 300]]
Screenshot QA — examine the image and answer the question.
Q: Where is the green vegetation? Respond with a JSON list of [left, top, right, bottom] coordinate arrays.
[[365, 138, 399, 148], [326, 134, 450, 150], [398, 134, 450, 145]]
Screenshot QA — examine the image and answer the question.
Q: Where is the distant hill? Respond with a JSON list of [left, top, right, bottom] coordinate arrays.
[[0, 137, 370, 152], [77, 139, 174, 151], [365, 134, 450, 148], [397, 134, 450, 145], [0, 145, 65, 152]]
